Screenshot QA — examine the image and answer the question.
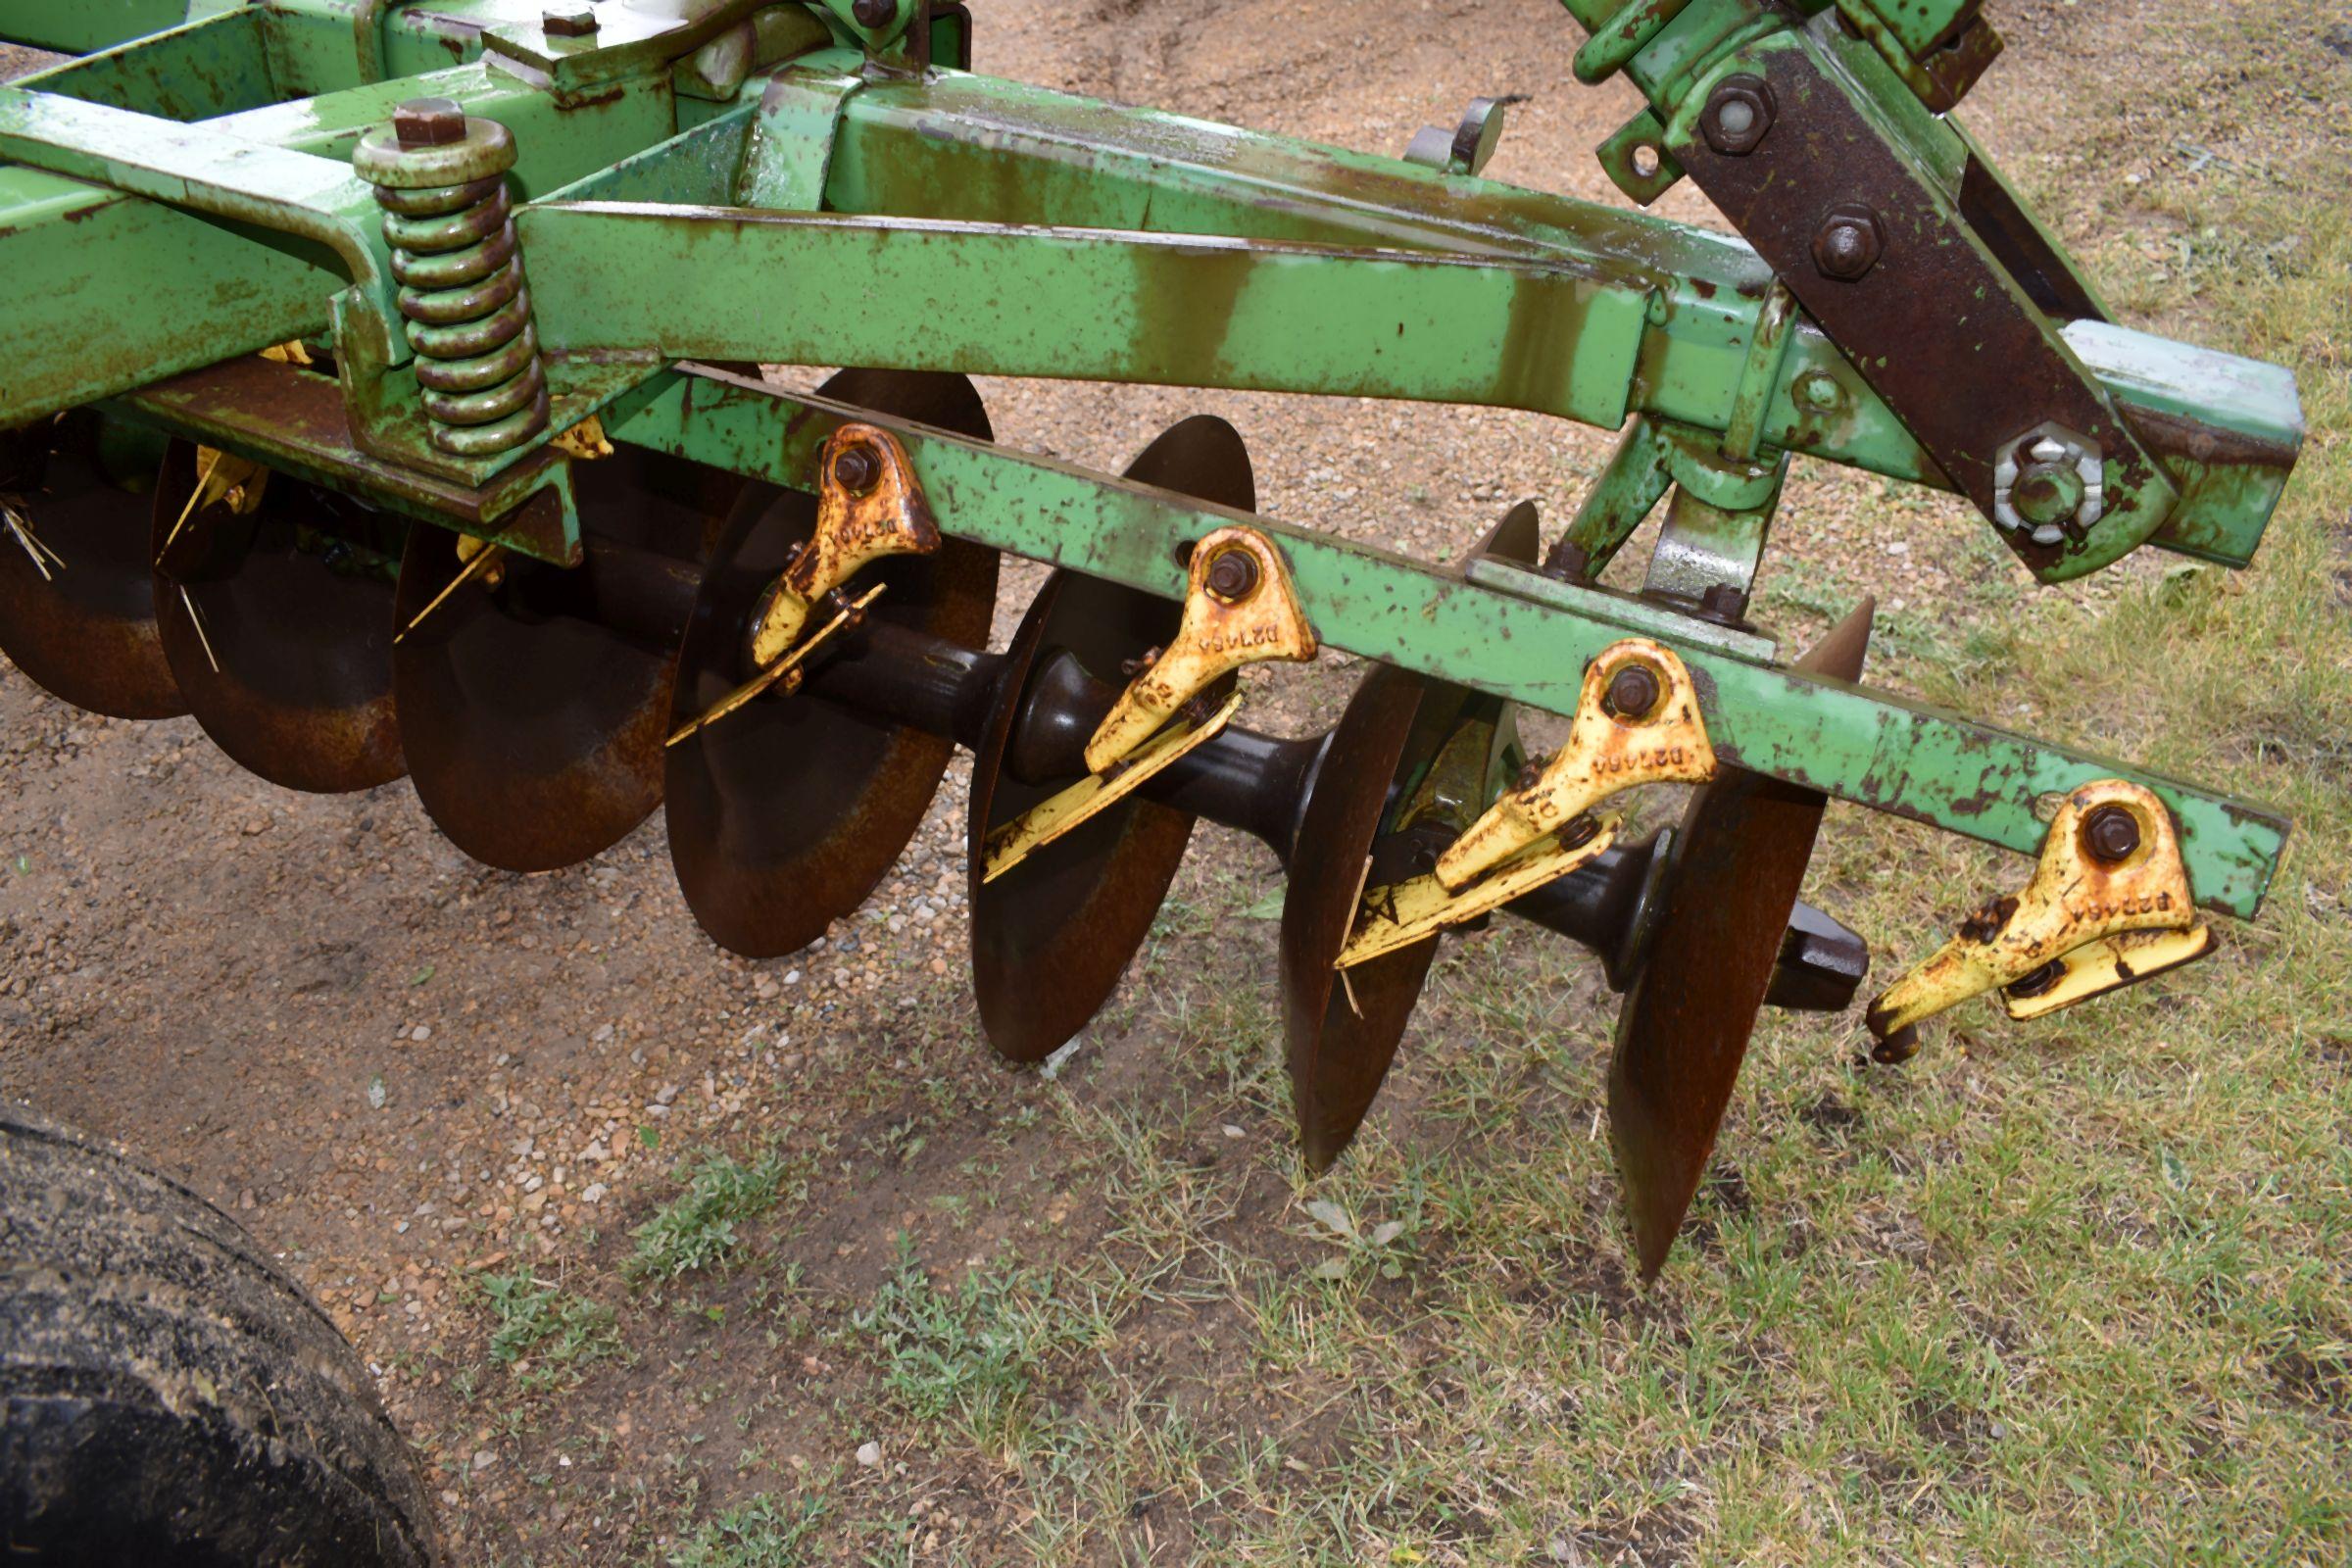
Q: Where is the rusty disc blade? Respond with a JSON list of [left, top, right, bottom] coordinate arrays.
[[967, 416, 1257, 1063], [1607, 599, 1877, 1280], [1280, 663, 1462, 1169], [0, 413, 185, 719], [151, 440, 407, 794], [395, 449, 740, 873], [665, 369, 996, 959], [1281, 507, 1540, 1169]]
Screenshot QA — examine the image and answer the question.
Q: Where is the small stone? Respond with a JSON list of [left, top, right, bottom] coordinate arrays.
[[411, 1025, 432, 1043], [592, 1023, 615, 1044], [655, 1084, 679, 1106], [856, 1441, 883, 1469], [581, 1183, 607, 1204], [471, 1449, 497, 1472]]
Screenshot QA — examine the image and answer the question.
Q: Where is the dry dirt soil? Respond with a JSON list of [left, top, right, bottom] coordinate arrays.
[[6, 2, 2346, 1565]]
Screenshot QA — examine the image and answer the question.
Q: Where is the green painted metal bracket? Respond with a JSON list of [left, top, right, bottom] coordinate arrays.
[[738, 66, 864, 209], [612, 365, 2289, 920], [0, 0, 203, 56], [0, 165, 336, 423], [0, 85, 402, 370], [516, 203, 1653, 430]]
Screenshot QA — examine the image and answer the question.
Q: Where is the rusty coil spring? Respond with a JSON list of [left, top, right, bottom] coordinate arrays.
[[356, 104, 550, 459]]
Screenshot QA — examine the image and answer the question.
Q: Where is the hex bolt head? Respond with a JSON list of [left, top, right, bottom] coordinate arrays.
[[1699, 75, 1776, 156], [830, 443, 881, 495], [392, 98, 467, 150], [1698, 583, 1752, 624], [1204, 547, 1260, 603], [852, 0, 899, 26], [1813, 205, 1886, 281], [1603, 662, 1661, 721], [1796, 370, 1845, 414], [543, 3, 598, 36], [2082, 805, 2142, 865]]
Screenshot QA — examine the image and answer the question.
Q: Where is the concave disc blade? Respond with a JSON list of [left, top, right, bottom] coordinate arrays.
[[665, 369, 996, 959], [1280, 663, 1464, 1169], [151, 440, 407, 794], [1607, 599, 1876, 1280], [1281, 506, 1540, 1169], [395, 449, 740, 873], [967, 416, 1257, 1063], [0, 413, 185, 719]]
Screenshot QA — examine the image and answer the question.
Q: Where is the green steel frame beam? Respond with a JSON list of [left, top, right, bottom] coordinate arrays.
[[0, 52, 2302, 570], [611, 366, 2287, 919]]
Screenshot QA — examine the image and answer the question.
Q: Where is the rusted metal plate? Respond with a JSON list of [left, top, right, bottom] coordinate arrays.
[[393, 447, 738, 874], [1667, 33, 2178, 580], [1607, 599, 1876, 1280], [112, 356, 581, 564], [967, 416, 1256, 1065], [662, 368, 994, 960], [149, 438, 407, 795], [0, 412, 185, 720]]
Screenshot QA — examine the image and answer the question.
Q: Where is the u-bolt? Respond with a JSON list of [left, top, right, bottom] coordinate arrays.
[[354, 97, 550, 459]]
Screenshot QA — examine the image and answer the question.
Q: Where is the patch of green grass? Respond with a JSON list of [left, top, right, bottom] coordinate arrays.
[[474, 1265, 623, 1392], [851, 1235, 1101, 1454], [662, 1490, 830, 1568], [629, 1148, 798, 1281]]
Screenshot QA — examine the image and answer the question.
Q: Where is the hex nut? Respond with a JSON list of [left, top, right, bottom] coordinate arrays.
[[392, 98, 466, 150], [1812, 205, 1886, 281], [2082, 805, 2142, 865], [1603, 663, 1661, 721], [831, 443, 881, 495], [1204, 548, 1260, 603], [1700, 75, 1776, 156], [542, 4, 598, 37]]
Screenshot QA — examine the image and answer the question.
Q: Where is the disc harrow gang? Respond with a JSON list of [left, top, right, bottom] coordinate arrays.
[[0, 0, 2307, 1277]]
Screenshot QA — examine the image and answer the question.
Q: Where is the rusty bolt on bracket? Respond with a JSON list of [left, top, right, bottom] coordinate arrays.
[[852, 0, 898, 27], [391, 97, 466, 148], [1813, 205, 1886, 280], [1603, 663, 1661, 721], [542, 3, 597, 37], [1204, 546, 1261, 603], [2082, 804, 2142, 864], [830, 442, 882, 495], [1700, 74, 1776, 155]]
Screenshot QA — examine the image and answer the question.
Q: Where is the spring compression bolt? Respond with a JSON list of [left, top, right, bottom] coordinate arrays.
[[353, 98, 550, 459]]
